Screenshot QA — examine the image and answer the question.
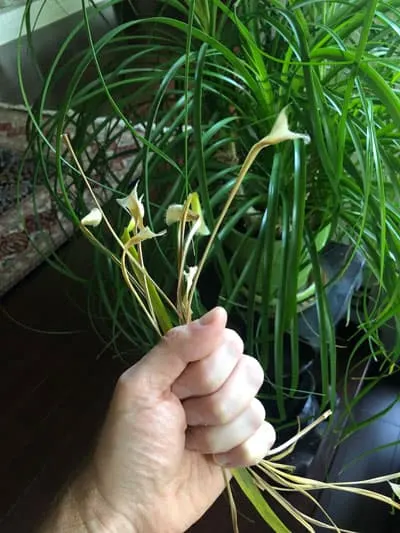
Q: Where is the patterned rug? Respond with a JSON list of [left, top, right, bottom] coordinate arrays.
[[0, 104, 139, 298]]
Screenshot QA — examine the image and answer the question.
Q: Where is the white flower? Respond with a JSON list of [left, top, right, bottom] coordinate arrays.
[[129, 226, 167, 245], [389, 482, 400, 500], [81, 207, 102, 227], [165, 193, 210, 236], [165, 204, 198, 225], [265, 107, 311, 145], [184, 266, 198, 294], [117, 182, 145, 223]]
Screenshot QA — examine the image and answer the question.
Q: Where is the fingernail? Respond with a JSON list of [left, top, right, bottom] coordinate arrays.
[[199, 308, 218, 326]]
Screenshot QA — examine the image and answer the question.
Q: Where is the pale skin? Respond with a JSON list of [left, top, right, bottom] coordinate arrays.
[[40, 307, 276, 533]]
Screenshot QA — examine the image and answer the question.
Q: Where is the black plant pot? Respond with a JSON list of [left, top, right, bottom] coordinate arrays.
[[199, 241, 365, 348], [260, 360, 327, 475], [259, 361, 316, 423], [297, 241, 365, 349]]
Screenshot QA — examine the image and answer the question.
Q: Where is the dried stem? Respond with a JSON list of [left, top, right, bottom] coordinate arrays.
[[137, 240, 158, 330], [63, 134, 124, 249], [64, 134, 178, 319], [187, 135, 280, 310], [223, 468, 239, 533], [265, 410, 332, 458], [121, 246, 162, 335], [177, 196, 196, 320]]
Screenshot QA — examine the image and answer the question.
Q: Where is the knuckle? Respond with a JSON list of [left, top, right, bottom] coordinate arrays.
[[198, 361, 224, 392], [224, 328, 244, 354], [244, 400, 265, 434], [240, 422, 276, 465], [115, 362, 152, 404], [162, 324, 187, 346], [241, 444, 255, 465], [114, 371, 135, 404], [199, 371, 217, 392], [243, 356, 264, 389], [209, 395, 230, 424], [242, 441, 262, 465], [252, 399, 266, 425], [264, 421, 277, 449], [116, 367, 135, 393]]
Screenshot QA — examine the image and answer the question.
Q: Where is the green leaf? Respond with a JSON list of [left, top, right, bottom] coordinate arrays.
[[232, 469, 291, 533]]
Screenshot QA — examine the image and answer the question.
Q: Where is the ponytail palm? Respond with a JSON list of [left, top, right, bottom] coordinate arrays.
[[21, 0, 400, 403], [18, 0, 400, 530]]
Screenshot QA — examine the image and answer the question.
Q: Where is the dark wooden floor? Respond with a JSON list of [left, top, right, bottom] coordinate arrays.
[[0, 241, 120, 532], [1, 237, 400, 532]]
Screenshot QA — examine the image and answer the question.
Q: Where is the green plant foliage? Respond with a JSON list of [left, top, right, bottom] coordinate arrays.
[[18, 0, 400, 424]]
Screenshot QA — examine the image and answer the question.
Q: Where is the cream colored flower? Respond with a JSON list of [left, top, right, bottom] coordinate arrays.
[[389, 482, 400, 499], [165, 193, 210, 236], [116, 182, 145, 223], [265, 107, 311, 145], [81, 207, 102, 227], [165, 204, 198, 225], [190, 193, 210, 236], [184, 266, 198, 294], [129, 226, 167, 246]]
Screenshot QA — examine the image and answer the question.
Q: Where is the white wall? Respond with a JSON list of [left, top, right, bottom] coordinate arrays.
[[0, 0, 116, 105], [0, 0, 110, 47], [0, 1, 27, 9]]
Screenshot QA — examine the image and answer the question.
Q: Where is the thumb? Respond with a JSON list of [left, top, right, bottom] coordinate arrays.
[[123, 307, 227, 397]]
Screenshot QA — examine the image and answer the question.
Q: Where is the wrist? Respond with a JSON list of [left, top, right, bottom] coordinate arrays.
[[71, 467, 136, 533]]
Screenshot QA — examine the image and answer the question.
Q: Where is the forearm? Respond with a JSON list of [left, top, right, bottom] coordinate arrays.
[[38, 469, 134, 533]]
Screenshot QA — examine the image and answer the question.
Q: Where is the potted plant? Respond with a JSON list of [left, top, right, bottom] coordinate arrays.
[[19, 0, 400, 530]]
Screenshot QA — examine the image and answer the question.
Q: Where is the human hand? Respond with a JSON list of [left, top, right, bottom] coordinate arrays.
[[73, 307, 276, 532]]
